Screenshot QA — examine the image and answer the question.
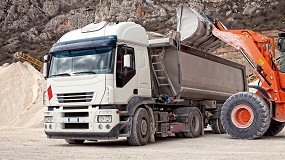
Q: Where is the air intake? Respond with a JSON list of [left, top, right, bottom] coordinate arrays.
[[56, 92, 94, 103]]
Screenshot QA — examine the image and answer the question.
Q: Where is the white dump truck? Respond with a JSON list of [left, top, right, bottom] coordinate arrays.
[[43, 6, 247, 145]]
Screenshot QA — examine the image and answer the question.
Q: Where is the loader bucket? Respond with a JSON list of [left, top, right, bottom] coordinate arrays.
[[177, 5, 224, 53]]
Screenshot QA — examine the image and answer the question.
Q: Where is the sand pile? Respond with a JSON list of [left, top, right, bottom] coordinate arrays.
[[0, 62, 44, 128]]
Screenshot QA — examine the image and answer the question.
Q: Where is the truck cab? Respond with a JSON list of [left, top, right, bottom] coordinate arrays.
[[44, 21, 152, 142]]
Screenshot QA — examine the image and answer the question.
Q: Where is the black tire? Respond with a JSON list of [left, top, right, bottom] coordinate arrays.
[[65, 139, 85, 144], [210, 118, 226, 134], [182, 108, 203, 138], [127, 108, 150, 146], [264, 119, 285, 136], [175, 132, 185, 138], [221, 92, 271, 139]]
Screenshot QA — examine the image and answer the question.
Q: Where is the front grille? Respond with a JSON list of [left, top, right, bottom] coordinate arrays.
[[63, 106, 89, 110], [64, 112, 89, 117], [57, 92, 94, 103], [64, 123, 89, 129]]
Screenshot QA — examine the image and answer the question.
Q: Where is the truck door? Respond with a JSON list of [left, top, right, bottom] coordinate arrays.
[[114, 45, 138, 103]]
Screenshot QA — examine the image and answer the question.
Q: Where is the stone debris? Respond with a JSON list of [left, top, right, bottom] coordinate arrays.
[[0, 0, 283, 66]]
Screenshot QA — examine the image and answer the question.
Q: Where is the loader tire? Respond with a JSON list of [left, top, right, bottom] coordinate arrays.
[[127, 108, 150, 146], [264, 119, 285, 136], [210, 118, 226, 134], [182, 108, 202, 138], [221, 92, 271, 139], [65, 139, 85, 144]]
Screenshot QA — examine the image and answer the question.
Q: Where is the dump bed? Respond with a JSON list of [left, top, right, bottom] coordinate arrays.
[[149, 38, 247, 102]]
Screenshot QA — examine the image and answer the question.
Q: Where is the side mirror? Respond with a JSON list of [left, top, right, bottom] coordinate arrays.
[[43, 55, 49, 78], [44, 55, 49, 62], [123, 54, 131, 68], [279, 38, 285, 52], [278, 38, 282, 51], [43, 63, 48, 78]]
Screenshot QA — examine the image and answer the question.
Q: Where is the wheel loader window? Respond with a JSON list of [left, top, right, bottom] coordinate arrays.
[[279, 53, 285, 73], [280, 39, 285, 52], [116, 45, 136, 87]]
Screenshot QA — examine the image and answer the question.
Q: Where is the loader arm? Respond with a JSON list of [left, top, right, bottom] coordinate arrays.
[[212, 21, 285, 121]]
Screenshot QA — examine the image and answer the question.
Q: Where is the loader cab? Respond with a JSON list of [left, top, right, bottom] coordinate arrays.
[[278, 33, 285, 72]]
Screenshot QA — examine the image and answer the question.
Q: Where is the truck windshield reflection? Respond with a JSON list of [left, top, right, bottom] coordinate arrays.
[[49, 47, 114, 77]]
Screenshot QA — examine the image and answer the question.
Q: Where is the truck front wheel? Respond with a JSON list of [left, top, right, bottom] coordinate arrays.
[[127, 108, 150, 146], [65, 139, 85, 144], [221, 92, 271, 139]]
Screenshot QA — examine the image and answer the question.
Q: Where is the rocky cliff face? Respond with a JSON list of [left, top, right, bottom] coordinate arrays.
[[0, 0, 284, 66]]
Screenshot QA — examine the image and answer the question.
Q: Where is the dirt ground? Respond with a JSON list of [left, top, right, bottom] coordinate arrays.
[[0, 127, 285, 160]]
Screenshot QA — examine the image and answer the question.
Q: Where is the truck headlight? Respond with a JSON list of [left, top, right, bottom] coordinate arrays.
[[44, 116, 54, 123], [98, 115, 112, 123]]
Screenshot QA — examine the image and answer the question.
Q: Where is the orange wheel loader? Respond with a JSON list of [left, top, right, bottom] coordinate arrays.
[[213, 24, 285, 139], [179, 5, 285, 139]]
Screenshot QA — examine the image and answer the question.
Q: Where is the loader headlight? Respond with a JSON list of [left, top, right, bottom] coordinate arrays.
[[98, 115, 112, 123], [44, 116, 54, 123]]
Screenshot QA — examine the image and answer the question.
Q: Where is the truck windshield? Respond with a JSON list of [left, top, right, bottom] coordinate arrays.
[[49, 47, 114, 77]]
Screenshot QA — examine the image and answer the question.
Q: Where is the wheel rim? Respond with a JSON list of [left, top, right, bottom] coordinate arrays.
[[140, 119, 148, 136], [231, 105, 254, 128]]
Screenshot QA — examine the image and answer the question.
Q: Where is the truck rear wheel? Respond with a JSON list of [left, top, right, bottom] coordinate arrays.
[[264, 119, 285, 136], [65, 139, 85, 144], [182, 108, 202, 138], [221, 92, 271, 139], [175, 132, 185, 138], [210, 118, 226, 134], [127, 108, 150, 146]]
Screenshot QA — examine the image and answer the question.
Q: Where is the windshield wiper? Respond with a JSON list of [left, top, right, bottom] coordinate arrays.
[[73, 71, 97, 75], [50, 73, 71, 77]]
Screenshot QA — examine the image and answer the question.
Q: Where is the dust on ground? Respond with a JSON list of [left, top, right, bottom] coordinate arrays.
[[0, 127, 284, 160]]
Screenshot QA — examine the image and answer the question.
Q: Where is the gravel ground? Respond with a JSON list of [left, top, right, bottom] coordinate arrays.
[[0, 127, 285, 160]]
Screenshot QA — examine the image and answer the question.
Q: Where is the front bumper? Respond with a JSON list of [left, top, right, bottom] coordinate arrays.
[[44, 108, 121, 140], [45, 123, 121, 140]]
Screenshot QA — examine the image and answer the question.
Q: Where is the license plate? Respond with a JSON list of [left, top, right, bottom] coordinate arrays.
[[67, 117, 80, 123]]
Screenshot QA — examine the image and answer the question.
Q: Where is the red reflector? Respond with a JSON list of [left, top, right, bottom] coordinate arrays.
[[47, 86, 53, 100]]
